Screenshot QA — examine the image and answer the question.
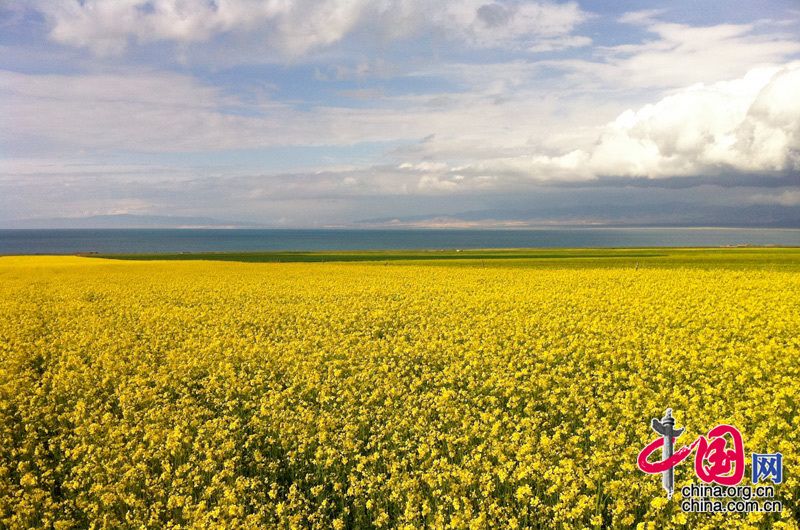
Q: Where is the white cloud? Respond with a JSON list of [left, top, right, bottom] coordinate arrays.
[[615, 22, 800, 87], [21, 0, 589, 58], [4, 62, 799, 186], [454, 0, 588, 49], [398, 62, 800, 182], [549, 20, 800, 90], [31, 0, 359, 57], [3, 2, 799, 226], [586, 63, 800, 177], [617, 9, 667, 26], [438, 63, 798, 182], [0, 69, 257, 151], [0, 64, 613, 155]]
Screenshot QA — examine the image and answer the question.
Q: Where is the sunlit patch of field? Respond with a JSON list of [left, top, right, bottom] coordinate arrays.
[[1, 251, 798, 528]]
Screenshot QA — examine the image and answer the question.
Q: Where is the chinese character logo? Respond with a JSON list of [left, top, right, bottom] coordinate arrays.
[[637, 408, 747, 496], [752, 453, 783, 484]]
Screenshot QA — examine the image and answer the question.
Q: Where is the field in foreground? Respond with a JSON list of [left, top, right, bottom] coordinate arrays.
[[0, 250, 798, 529]]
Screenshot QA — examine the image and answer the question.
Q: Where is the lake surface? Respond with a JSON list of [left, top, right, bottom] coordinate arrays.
[[0, 228, 798, 254]]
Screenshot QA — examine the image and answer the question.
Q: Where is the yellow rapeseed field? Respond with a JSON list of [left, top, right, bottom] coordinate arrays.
[[0, 256, 798, 529]]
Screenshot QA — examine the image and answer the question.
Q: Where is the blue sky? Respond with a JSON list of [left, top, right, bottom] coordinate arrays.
[[1, 0, 799, 227]]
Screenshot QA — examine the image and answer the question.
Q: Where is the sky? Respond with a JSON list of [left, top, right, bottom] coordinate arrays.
[[1, 0, 799, 228]]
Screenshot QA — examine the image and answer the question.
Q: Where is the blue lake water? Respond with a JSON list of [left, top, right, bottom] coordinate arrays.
[[0, 228, 798, 255]]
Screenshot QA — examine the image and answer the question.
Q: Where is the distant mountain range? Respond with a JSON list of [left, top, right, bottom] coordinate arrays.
[[356, 204, 800, 229], [1, 214, 261, 229], [2, 204, 798, 229]]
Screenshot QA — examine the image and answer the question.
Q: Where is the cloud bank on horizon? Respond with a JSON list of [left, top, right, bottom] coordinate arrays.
[[1, 0, 799, 227]]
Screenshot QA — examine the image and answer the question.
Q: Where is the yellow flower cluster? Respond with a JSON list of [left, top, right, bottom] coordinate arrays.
[[0, 256, 797, 529]]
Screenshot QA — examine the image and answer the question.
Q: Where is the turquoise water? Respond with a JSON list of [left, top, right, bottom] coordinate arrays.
[[0, 228, 798, 255]]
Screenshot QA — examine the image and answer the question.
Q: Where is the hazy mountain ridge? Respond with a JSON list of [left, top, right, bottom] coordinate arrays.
[[3, 204, 799, 230], [356, 204, 800, 229]]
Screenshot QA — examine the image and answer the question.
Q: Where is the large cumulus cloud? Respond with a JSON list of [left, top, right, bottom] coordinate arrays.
[[532, 63, 800, 180]]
